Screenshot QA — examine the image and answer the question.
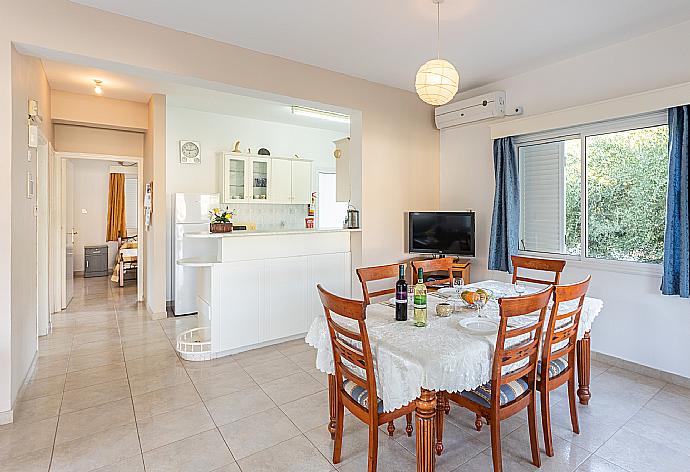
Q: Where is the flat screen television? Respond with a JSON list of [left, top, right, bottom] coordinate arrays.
[[408, 211, 475, 257]]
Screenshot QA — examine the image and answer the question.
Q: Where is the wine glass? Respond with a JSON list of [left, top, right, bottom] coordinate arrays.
[[514, 281, 526, 296], [452, 277, 464, 312], [474, 293, 487, 317]]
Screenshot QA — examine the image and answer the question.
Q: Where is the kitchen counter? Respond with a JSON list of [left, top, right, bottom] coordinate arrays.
[[185, 228, 361, 239]]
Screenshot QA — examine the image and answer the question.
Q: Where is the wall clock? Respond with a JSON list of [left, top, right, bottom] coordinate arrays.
[[180, 140, 201, 164]]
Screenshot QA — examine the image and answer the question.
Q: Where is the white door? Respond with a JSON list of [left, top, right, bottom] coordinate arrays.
[[291, 160, 312, 204], [61, 159, 75, 309], [267, 256, 308, 338], [271, 159, 292, 204], [36, 140, 50, 335], [216, 262, 261, 351]]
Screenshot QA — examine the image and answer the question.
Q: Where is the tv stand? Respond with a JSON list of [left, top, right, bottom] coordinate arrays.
[[408, 256, 471, 284]]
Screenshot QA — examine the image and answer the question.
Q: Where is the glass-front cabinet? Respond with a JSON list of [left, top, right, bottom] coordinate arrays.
[[250, 158, 270, 200], [223, 156, 247, 201]]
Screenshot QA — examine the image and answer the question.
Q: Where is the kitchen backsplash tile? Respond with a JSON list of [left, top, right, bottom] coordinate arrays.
[[224, 203, 309, 231]]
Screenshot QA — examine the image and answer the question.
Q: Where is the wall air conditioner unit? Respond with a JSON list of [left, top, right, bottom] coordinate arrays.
[[435, 91, 506, 129]]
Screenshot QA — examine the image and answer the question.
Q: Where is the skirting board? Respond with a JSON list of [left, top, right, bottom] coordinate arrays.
[[592, 350, 690, 390], [0, 350, 38, 425]]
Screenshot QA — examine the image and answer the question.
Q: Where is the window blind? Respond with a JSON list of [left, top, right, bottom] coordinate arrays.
[[518, 142, 565, 254], [124, 177, 138, 236]]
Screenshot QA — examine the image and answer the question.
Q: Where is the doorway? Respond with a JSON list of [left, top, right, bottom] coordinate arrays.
[[46, 152, 144, 320]]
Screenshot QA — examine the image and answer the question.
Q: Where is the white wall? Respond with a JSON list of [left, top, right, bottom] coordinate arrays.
[[71, 159, 126, 272], [441, 20, 690, 379], [165, 106, 347, 299]]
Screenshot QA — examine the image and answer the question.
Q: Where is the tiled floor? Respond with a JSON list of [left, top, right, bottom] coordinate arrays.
[[2, 277, 690, 471]]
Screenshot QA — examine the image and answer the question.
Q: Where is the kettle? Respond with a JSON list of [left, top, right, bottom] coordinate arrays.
[[345, 204, 360, 229]]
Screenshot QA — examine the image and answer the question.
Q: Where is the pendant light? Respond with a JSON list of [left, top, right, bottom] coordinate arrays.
[[415, 0, 459, 106]]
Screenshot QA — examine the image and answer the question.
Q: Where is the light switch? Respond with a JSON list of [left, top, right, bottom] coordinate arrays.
[[81, 208, 88, 214]]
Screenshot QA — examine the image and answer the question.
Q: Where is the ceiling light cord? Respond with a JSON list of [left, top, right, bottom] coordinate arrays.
[[437, 1, 440, 60]]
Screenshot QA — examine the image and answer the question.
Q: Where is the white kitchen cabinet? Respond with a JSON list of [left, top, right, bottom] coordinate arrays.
[[270, 158, 293, 204], [266, 256, 309, 340], [222, 153, 312, 204], [291, 160, 313, 204], [307, 252, 351, 328]]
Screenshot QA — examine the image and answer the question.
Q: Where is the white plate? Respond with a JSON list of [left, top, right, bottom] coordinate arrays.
[[438, 287, 458, 295], [458, 317, 499, 335]]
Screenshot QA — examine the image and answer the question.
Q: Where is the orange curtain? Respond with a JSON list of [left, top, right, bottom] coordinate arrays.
[[106, 173, 127, 241]]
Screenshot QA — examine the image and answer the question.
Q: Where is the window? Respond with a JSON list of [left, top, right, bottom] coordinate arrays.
[[124, 176, 138, 236], [517, 113, 669, 265], [317, 172, 348, 229]]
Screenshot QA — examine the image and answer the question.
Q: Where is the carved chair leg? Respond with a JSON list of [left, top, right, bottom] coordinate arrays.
[[444, 395, 450, 415], [435, 392, 445, 455], [387, 421, 395, 437], [474, 413, 483, 432], [406, 413, 413, 437], [328, 374, 337, 440], [415, 389, 437, 472], [577, 332, 592, 405]]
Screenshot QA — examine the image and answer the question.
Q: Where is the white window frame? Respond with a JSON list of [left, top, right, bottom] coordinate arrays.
[[514, 111, 668, 276]]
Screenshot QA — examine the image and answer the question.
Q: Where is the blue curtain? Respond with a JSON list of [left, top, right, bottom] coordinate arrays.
[[488, 137, 520, 273], [662, 106, 690, 298]]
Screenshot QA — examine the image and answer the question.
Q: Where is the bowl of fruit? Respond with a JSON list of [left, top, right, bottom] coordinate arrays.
[[459, 288, 493, 309]]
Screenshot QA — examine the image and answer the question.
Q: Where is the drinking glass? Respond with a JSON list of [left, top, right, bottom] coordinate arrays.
[[452, 277, 464, 312], [475, 294, 487, 317], [514, 282, 526, 296]]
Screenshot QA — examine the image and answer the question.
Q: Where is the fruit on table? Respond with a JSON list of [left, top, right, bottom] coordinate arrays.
[[461, 290, 479, 304], [475, 289, 490, 302]]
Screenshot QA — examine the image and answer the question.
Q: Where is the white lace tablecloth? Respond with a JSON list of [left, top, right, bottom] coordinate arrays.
[[305, 280, 603, 412]]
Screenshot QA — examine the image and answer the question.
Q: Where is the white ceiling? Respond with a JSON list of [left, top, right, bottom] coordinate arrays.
[[70, 0, 690, 92], [41, 59, 351, 133]]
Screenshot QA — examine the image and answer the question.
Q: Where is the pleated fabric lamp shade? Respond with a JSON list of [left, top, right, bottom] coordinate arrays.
[[415, 59, 459, 106]]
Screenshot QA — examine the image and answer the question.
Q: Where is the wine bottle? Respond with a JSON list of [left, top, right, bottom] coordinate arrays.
[[395, 264, 408, 321], [413, 267, 428, 327]]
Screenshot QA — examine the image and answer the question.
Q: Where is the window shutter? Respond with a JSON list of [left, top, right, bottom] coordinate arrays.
[[519, 142, 565, 253]]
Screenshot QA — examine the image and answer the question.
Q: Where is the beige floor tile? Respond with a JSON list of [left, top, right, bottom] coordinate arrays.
[[623, 407, 690, 457], [56, 397, 135, 444], [0, 416, 57, 461], [232, 346, 286, 368], [192, 368, 256, 401], [133, 382, 201, 420], [211, 463, 241, 472], [574, 455, 627, 472], [125, 352, 182, 377], [61, 377, 132, 413], [184, 356, 242, 382], [337, 435, 417, 472], [65, 362, 127, 391], [243, 356, 303, 384], [19, 373, 65, 401], [70, 339, 123, 357], [92, 454, 145, 471], [274, 338, 311, 356], [123, 340, 176, 361], [646, 386, 690, 424], [286, 349, 317, 371], [259, 371, 325, 405], [502, 424, 590, 472], [455, 449, 533, 472], [237, 435, 334, 472], [68, 348, 124, 372], [205, 386, 276, 426], [12, 393, 62, 424], [128, 364, 190, 396], [143, 429, 235, 472], [0, 446, 52, 472], [219, 407, 301, 460], [136, 401, 216, 452], [597, 427, 690, 472], [50, 422, 141, 472], [280, 389, 331, 432]]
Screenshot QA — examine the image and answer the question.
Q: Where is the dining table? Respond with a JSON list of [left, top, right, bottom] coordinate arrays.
[[305, 279, 604, 472]]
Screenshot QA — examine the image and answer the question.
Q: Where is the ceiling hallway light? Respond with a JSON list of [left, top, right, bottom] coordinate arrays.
[[93, 79, 103, 95], [291, 106, 350, 124], [415, 0, 459, 106]]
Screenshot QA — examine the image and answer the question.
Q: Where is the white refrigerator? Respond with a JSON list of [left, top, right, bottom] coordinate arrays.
[[173, 193, 220, 316]]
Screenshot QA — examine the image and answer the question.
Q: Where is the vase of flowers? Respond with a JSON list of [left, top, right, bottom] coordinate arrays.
[[209, 207, 235, 233]]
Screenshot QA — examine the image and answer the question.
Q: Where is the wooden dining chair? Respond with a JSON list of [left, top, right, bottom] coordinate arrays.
[[317, 285, 414, 472], [538, 276, 591, 457], [356, 263, 401, 306], [446, 286, 553, 472], [511, 255, 566, 286], [411, 257, 455, 289]]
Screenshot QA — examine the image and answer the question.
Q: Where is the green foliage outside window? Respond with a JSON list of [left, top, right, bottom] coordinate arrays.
[[565, 126, 669, 263]]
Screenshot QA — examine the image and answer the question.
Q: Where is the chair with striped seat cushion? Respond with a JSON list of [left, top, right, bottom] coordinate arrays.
[[342, 379, 384, 413], [537, 357, 569, 381], [460, 378, 529, 408]]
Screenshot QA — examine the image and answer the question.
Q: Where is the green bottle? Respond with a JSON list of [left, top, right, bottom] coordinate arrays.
[[413, 267, 428, 327]]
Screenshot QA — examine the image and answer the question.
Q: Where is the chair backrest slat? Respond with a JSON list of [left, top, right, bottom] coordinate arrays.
[[318, 284, 379, 418], [490, 286, 553, 407], [541, 276, 591, 381], [411, 257, 455, 288], [357, 263, 400, 306], [511, 255, 566, 286]]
